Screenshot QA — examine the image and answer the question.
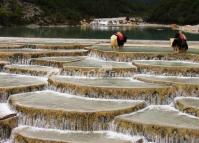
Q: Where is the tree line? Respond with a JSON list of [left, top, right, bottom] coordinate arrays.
[[147, 0, 199, 25], [0, 0, 198, 26]]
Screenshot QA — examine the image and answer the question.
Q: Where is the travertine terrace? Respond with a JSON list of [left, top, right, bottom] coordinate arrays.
[[0, 37, 198, 143]]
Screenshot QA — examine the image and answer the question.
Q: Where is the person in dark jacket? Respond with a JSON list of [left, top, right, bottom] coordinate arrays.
[[172, 31, 188, 52], [111, 32, 127, 49]]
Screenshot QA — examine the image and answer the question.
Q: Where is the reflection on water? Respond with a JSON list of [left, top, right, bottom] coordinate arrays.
[[0, 26, 199, 40]]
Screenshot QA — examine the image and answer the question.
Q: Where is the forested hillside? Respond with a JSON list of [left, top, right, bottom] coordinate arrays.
[[147, 0, 199, 25], [0, 0, 198, 26], [0, 0, 141, 26]]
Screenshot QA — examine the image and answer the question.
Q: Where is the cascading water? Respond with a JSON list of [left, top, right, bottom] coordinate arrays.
[[61, 69, 134, 78], [3, 64, 61, 77], [0, 126, 11, 142], [48, 84, 172, 105], [9, 55, 31, 65], [10, 126, 149, 143], [0, 42, 199, 143], [110, 105, 199, 143], [16, 112, 114, 131], [8, 90, 146, 132]]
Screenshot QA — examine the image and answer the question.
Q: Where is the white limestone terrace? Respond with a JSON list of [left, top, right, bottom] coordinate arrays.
[[48, 75, 172, 104], [113, 105, 199, 143], [134, 74, 199, 85], [4, 64, 61, 77], [0, 72, 47, 102], [174, 97, 199, 117], [62, 56, 136, 77], [132, 60, 199, 76], [8, 90, 146, 131], [12, 126, 148, 143], [0, 37, 199, 143], [0, 37, 199, 48], [133, 60, 199, 66]]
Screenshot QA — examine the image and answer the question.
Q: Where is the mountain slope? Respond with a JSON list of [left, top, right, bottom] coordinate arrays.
[[0, 0, 139, 26], [147, 0, 199, 25], [0, 0, 198, 26]]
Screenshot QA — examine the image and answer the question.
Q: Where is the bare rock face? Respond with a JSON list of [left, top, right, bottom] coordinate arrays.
[[0, 0, 28, 25], [21, 1, 43, 25], [0, 0, 46, 25]]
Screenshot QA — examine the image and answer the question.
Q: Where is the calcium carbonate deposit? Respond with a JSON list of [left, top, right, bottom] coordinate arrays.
[[0, 39, 199, 143]]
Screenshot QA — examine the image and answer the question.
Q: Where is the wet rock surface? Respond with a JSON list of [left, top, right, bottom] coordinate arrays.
[[13, 126, 144, 143], [4, 64, 60, 77], [113, 105, 199, 142], [135, 74, 199, 85], [0, 61, 9, 71], [0, 73, 47, 102], [0, 49, 88, 64], [0, 103, 17, 142], [29, 44, 91, 50], [174, 97, 199, 117], [48, 76, 171, 104], [0, 43, 90, 50], [133, 60, 199, 76], [0, 41, 198, 143], [88, 45, 199, 62], [31, 56, 86, 67], [63, 57, 136, 77], [8, 90, 146, 130], [135, 74, 199, 97]]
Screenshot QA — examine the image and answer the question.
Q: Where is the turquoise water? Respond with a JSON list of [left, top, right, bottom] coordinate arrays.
[[0, 26, 199, 40]]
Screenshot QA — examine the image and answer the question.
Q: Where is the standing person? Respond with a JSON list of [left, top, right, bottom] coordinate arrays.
[[172, 31, 188, 52], [111, 32, 127, 49]]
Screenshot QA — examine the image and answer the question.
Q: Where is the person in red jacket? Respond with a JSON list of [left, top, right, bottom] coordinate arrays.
[[172, 31, 188, 52], [111, 32, 127, 49]]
